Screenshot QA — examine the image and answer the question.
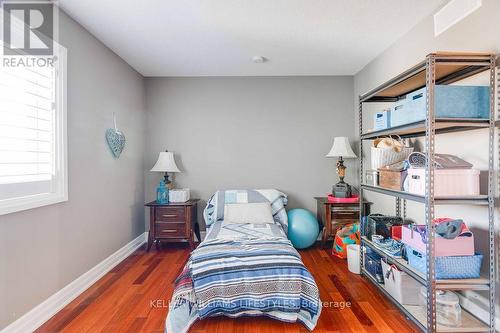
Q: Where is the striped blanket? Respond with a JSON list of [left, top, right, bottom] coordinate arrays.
[[166, 237, 321, 332]]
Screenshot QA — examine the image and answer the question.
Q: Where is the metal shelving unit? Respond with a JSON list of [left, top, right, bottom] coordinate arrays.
[[362, 237, 490, 291], [363, 268, 491, 333], [358, 53, 497, 333], [361, 184, 489, 205], [361, 118, 489, 140]]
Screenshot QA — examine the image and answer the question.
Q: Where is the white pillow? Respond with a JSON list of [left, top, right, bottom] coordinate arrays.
[[223, 202, 274, 225]]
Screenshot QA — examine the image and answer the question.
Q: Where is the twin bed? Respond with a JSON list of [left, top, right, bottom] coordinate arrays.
[[165, 189, 322, 332]]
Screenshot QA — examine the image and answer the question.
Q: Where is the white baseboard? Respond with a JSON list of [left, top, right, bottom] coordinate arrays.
[[2, 232, 148, 333]]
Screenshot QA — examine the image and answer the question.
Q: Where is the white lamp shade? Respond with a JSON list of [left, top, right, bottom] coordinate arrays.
[[326, 137, 357, 158], [150, 152, 181, 173]]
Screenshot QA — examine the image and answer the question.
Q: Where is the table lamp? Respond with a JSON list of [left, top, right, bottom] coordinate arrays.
[[326, 137, 357, 198], [151, 151, 181, 188]]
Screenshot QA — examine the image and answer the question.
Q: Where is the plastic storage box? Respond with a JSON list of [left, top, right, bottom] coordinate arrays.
[[364, 248, 384, 283], [365, 170, 379, 186], [419, 287, 462, 327], [381, 260, 420, 305], [406, 85, 490, 121], [406, 246, 483, 279], [401, 225, 474, 257], [169, 188, 190, 203], [407, 168, 480, 197]]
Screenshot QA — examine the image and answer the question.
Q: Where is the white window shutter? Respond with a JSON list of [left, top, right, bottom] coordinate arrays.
[[0, 47, 67, 214]]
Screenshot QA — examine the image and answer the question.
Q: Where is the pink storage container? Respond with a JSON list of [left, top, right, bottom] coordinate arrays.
[[401, 225, 474, 257], [407, 168, 480, 196]]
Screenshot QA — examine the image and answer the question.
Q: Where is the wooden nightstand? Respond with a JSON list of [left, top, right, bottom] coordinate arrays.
[[314, 197, 371, 247], [145, 199, 199, 251]]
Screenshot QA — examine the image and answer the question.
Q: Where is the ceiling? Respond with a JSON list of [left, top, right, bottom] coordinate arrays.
[[59, 0, 446, 77]]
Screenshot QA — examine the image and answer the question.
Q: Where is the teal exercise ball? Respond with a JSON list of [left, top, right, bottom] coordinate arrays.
[[287, 209, 319, 249]]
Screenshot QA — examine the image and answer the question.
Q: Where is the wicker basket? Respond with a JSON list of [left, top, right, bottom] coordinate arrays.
[[370, 146, 413, 170]]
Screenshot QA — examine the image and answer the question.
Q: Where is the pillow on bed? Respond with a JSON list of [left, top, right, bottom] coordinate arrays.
[[204, 189, 288, 231], [223, 202, 274, 224]]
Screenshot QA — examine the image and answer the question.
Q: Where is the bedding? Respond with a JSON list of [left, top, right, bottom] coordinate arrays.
[[165, 190, 321, 333], [223, 202, 274, 224], [203, 189, 289, 231]]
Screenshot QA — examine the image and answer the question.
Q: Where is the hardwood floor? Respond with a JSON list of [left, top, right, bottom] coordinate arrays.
[[36, 243, 420, 333]]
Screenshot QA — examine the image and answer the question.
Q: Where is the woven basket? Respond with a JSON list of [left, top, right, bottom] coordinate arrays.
[[407, 246, 483, 279], [370, 135, 413, 170], [370, 146, 413, 170]]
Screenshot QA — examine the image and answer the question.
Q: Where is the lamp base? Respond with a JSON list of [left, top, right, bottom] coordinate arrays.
[[332, 181, 352, 198], [164, 173, 174, 189]]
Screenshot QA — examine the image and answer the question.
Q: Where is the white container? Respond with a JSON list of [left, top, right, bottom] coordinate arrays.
[[370, 146, 413, 170], [169, 188, 190, 203], [347, 244, 360, 274], [365, 170, 379, 186], [419, 287, 462, 327], [381, 260, 420, 305], [390, 99, 419, 127], [374, 110, 391, 130], [407, 168, 480, 196]]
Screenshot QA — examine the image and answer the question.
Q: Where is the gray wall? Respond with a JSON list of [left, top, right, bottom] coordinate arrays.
[[354, 0, 500, 326], [144, 76, 355, 228], [0, 12, 146, 329], [4, 1, 499, 329], [354, 0, 500, 98]]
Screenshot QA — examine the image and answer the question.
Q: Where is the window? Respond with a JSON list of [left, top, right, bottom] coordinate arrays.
[[0, 47, 67, 215]]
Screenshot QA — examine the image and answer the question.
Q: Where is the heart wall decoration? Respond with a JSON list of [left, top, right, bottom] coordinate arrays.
[[105, 113, 126, 158]]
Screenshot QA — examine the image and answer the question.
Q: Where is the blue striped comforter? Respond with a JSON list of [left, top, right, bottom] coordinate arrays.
[[166, 236, 321, 332], [193, 238, 320, 319]]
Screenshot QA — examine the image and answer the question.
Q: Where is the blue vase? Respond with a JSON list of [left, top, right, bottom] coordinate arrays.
[[156, 180, 169, 204]]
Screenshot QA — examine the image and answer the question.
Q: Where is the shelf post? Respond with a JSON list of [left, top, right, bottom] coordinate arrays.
[[487, 54, 497, 333], [359, 95, 364, 276], [402, 138, 408, 219], [425, 54, 437, 333]]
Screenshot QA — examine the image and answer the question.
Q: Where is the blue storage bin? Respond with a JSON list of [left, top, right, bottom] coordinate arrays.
[[406, 85, 490, 121], [364, 249, 384, 283], [406, 246, 483, 279]]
